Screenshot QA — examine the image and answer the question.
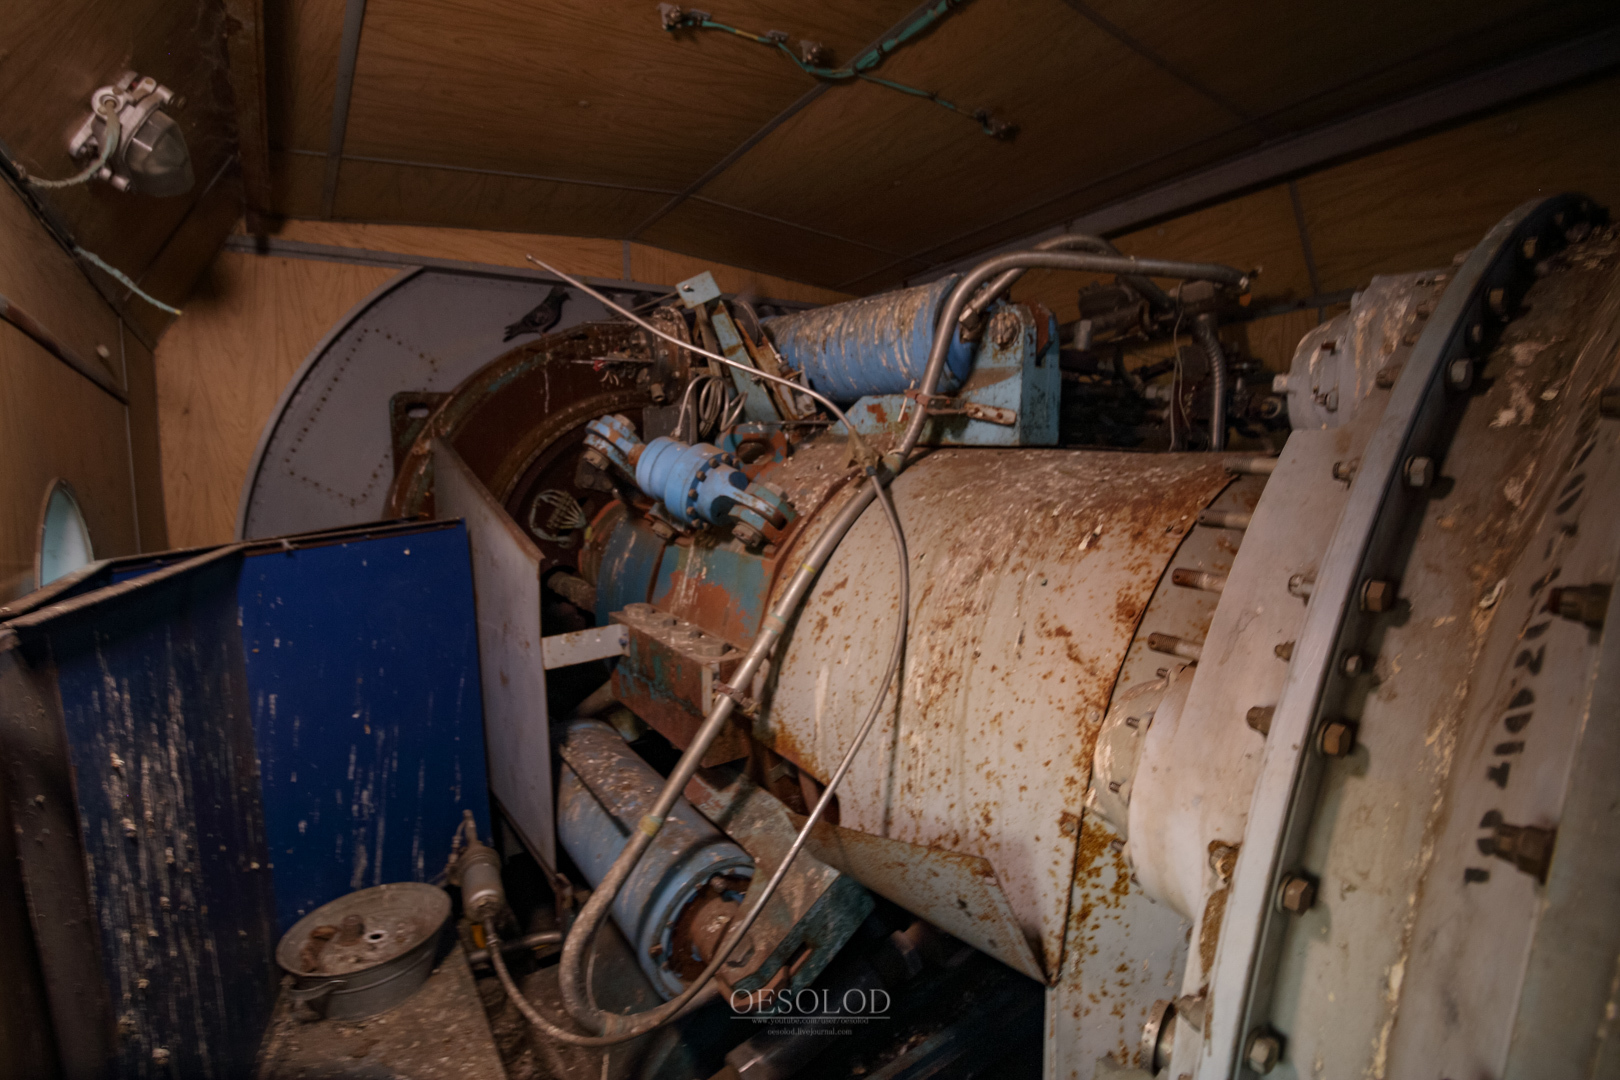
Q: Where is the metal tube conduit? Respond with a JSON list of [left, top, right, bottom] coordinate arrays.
[[1193, 311, 1229, 451], [896, 249, 1247, 462], [958, 233, 1176, 330]]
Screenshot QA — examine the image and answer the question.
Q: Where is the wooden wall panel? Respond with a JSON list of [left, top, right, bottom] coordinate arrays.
[[0, 0, 240, 289], [265, 219, 853, 303], [328, 157, 669, 240], [0, 325, 136, 600], [153, 253, 399, 549], [276, 219, 624, 277], [264, 0, 346, 154], [0, 191, 123, 384], [640, 197, 912, 294], [1299, 74, 1620, 292], [628, 244, 851, 306]]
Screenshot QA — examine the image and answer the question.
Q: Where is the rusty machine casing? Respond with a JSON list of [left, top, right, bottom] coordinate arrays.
[[361, 198, 1620, 1078]]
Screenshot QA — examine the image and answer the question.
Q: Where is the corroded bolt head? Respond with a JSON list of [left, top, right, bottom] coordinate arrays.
[[1319, 720, 1356, 757], [733, 522, 765, 548], [581, 448, 609, 471], [1278, 873, 1317, 913], [1341, 654, 1364, 677], [1404, 456, 1433, 489], [1360, 579, 1396, 612], [1246, 1030, 1282, 1073], [1246, 705, 1274, 736], [1448, 359, 1474, 389]]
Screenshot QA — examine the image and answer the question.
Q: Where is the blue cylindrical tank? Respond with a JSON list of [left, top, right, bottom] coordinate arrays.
[[556, 719, 753, 998], [762, 276, 975, 403]]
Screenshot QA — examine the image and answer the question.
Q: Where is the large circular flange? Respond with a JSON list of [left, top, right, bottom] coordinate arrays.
[[1198, 193, 1610, 1077]]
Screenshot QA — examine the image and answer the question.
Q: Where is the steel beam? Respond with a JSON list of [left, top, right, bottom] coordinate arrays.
[[320, 0, 369, 219]]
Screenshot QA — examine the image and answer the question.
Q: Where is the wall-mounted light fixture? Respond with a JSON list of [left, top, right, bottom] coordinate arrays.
[[67, 72, 194, 197]]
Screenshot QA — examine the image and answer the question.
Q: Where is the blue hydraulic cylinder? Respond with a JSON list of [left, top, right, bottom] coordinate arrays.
[[556, 720, 753, 998], [635, 436, 749, 527], [761, 276, 976, 403], [584, 416, 793, 539]]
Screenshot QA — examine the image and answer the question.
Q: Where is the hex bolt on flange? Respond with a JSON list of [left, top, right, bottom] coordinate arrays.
[[1318, 720, 1357, 757], [1341, 653, 1365, 676], [1403, 455, 1433, 489], [1547, 583, 1610, 629], [1246, 705, 1274, 736], [1602, 386, 1620, 419], [1277, 873, 1317, 913], [1360, 578, 1397, 612], [1448, 358, 1475, 389], [1246, 1029, 1283, 1074]]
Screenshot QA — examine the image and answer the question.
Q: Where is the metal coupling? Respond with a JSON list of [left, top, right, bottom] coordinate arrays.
[[450, 839, 506, 923]]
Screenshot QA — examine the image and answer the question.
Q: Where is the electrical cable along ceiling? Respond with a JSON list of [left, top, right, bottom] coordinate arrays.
[[266, 0, 1619, 290]]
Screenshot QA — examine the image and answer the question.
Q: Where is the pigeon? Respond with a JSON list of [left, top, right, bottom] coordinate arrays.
[[503, 286, 568, 342]]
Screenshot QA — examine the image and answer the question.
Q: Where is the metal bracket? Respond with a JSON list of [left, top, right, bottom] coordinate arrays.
[[541, 624, 629, 669]]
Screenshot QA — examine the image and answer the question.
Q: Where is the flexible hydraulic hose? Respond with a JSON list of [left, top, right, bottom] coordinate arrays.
[[23, 101, 119, 189], [896, 250, 1246, 462], [960, 234, 1173, 326], [1192, 312, 1228, 451]]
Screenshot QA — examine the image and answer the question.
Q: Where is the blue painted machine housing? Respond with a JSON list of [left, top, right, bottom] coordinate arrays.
[[556, 719, 753, 998], [835, 301, 1061, 447], [762, 276, 975, 403]]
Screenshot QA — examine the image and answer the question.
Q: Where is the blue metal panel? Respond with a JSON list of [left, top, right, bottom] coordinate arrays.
[[238, 523, 489, 931], [763, 277, 974, 403], [42, 553, 278, 1077]]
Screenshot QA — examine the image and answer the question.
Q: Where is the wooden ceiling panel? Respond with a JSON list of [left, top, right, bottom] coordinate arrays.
[[334, 0, 923, 186], [327, 157, 669, 236], [638, 197, 919, 289], [1068, 0, 1612, 133], [264, 0, 346, 153], [1243, 1, 1617, 136], [696, 0, 1237, 262]]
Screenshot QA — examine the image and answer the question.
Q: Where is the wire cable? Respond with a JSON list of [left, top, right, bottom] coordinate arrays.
[[22, 102, 119, 190], [663, 2, 1014, 138], [524, 255, 877, 467]]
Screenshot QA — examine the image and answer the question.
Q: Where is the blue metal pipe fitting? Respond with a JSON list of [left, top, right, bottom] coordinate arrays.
[[583, 413, 640, 475], [761, 276, 976, 403], [555, 720, 753, 998], [635, 436, 747, 527]]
